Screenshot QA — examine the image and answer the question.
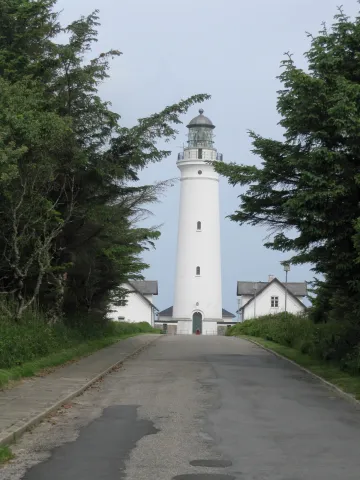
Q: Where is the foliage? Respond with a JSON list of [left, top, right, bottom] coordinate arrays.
[[0, 0, 60, 81], [0, 303, 156, 371], [0, 77, 76, 320], [228, 314, 360, 374], [0, 446, 14, 465], [0, 0, 209, 322], [214, 6, 360, 324]]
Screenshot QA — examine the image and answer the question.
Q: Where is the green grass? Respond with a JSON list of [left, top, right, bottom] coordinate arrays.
[[0, 446, 14, 464], [0, 320, 159, 389], [242, 335, 360, 401], [227, 313, 360, 373]]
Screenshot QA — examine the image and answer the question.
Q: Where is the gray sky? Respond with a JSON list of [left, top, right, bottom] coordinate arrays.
[[58, 0, 359, 313]]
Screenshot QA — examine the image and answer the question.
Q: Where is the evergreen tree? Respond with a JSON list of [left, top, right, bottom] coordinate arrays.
[[0, 0, 209, 321], [214, 6, 360, 323]]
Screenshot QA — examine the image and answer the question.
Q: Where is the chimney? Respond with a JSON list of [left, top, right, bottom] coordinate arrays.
[[268, 275, 275, 282]]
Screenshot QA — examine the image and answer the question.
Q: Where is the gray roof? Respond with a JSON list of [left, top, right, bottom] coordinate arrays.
[[187, 109, 215, 129], [237, 280, 307, 297], [222, 308, 236, 318], [158, 306, 173, 317], [158, 306, 235, 319], [238, 278, 306, 312], [129, 280, 158, 296]]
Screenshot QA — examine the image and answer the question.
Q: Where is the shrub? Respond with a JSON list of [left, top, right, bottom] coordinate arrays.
[[0, 312, 156, 370], [341, 345, 360, 374], [228, 313, 360, 375]]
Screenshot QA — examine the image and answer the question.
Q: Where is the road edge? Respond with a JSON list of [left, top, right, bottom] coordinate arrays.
[[0, 335, 161, 447], [242, 336, 360, 408]]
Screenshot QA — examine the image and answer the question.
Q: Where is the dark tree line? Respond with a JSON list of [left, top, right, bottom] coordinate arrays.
[[214, 6, 360, 327], [0, 0, 208, 323]]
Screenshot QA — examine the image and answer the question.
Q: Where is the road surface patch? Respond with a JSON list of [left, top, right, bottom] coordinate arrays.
[[189, 460, 232, 468]]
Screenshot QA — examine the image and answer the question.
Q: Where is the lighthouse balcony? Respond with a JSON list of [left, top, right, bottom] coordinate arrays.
[[177, 151, 223, 161]]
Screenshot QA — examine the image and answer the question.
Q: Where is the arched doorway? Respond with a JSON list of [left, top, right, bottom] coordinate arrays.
[[192, 312, 203, 334]]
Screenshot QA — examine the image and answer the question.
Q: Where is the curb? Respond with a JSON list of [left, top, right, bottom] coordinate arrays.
[[242, 337, 360, 408], [0, 335, 161, 447]]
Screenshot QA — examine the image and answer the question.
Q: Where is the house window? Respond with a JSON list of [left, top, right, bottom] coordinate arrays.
[[196, 266, 201, 276], [271, 296, 279, 308], [198, 148, 203, 159], [197, 221, 201, 231]]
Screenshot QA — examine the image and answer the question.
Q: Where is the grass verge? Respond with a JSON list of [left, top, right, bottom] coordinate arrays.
[[0, 322, 159, 390], [242, 335, 360, 401], [0, 446, 14, 464]]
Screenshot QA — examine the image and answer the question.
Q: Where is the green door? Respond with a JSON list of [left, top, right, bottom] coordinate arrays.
[[192, 312, 203, 334]]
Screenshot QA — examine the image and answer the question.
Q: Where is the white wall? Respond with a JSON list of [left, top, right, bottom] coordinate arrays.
[[173, 146, 222, 327], [157, 315, 173, 322], [237, 295, 252, 321], [242, 282, 305, 320], [176, 318, 218, 335], [240, 295, 252, 307], [177, 320, 192, 335], [144, 294, 156, 326], [108, 283, 154, 325], [202, 321, 218, 335]]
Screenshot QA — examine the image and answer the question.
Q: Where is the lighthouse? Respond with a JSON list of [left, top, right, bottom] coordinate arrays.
[[170, 109, 223, 335], [157, 110, 234, 334]]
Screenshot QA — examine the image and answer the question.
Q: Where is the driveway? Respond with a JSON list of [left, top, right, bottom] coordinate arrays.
[[2, 335, 360, 480]]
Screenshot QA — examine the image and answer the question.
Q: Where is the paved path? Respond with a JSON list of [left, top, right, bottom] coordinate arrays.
[[0, 334, 158, 446], [2, 335, 360, 480]]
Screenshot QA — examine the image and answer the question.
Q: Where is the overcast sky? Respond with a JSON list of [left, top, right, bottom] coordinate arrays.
[[57, 0, 359, 313]]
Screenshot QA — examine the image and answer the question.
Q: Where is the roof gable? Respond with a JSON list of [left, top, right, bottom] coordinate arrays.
[[158, 306, 174, 317], [127, 281, 159, 311], [222, 308, 236, 318], [130, 280, 158, 295], [239, 278, 306, 311], [237, 279, 307, 297]]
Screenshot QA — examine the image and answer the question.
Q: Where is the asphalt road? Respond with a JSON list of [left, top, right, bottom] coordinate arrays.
[[2, 335, 360, 480]]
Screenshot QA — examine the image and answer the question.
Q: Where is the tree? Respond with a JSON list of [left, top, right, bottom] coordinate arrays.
[[0, 0, 60, 81], [39, 7, 209, 317], [0, 0, 210, 322], [0, 76, 77, 320], [214, 6, 360, 323]]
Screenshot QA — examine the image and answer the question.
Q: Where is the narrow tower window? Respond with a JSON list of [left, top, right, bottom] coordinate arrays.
[[196, 266, 201, 276], [197, 221, 202, 231], [198, 148, 203, 159]]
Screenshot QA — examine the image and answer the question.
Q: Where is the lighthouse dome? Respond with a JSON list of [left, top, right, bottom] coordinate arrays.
[[187, 109, 215, 129]]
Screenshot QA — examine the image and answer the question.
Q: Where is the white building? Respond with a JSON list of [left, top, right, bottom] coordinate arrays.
[[157, 109, 235, 334], [237, 276, 307, 321], [108, 280, 158, 326]]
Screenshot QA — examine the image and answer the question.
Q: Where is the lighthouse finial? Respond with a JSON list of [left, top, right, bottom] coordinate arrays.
[[199, 108, 204, 115]]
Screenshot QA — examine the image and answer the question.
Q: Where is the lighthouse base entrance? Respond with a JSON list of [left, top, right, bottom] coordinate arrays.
[[174, 318, 219, 335], [192, 312, 203, 334], [156, 307, 236, 335]]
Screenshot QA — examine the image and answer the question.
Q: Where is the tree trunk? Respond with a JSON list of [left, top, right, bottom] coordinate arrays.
[[47, 272, 66, 325]]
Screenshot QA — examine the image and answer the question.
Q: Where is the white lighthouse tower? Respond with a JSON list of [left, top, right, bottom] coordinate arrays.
[[172, 109, 223, 335]]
